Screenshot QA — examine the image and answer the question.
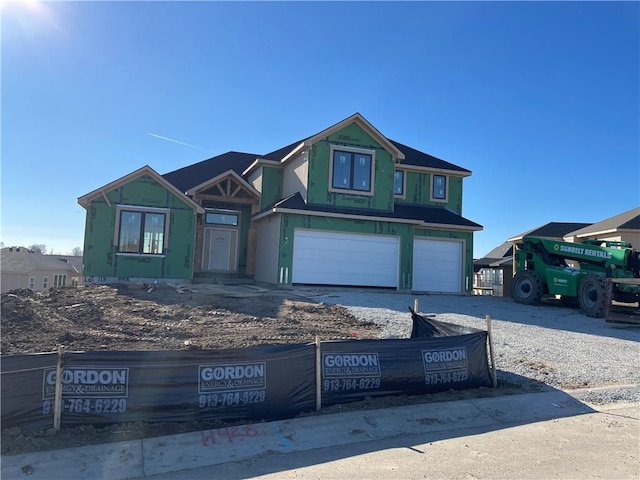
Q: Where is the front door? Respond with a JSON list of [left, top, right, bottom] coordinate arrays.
[[202, 228, 238, 271]]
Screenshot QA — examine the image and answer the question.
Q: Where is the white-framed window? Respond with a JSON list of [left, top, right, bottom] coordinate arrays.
[[394, 170, 405, 196], [115, 205, 169, 255], [431, 174, 447, 201], [329, 146, 375, 195], [29, 277, 36, 290], [43, 277, 49, 289], [54, 274, 66, 288], [205, 211, 239, 226]]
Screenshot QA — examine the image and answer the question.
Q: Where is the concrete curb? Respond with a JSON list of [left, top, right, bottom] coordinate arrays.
[[1, 390, 597, 480]]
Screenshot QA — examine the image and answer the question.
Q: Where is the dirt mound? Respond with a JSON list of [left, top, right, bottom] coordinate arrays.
[[1, 284, 380, 355]]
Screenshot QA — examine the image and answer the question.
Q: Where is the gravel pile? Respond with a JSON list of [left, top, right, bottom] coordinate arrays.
[[295, 288, 640, 405]]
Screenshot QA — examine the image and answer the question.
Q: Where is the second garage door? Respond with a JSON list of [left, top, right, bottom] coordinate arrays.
[[292, 230, 399, 287], [413, 239, 463, 293]]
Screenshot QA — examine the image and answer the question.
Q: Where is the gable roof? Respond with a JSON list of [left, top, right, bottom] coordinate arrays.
[[78, 165, 204, 213], [1, 247, 80, 275], [508, 222, 592, 242], [163, 151, 260, 193], [565, 207, 640, 238], [254, 192, 482, 231], [248, 113, 470, 176]]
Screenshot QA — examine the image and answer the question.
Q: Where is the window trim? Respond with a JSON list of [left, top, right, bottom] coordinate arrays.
[[328, 145, 376, 196], [205, 209, 240, 226], [430, 174, 448, 202], [43, 276, 48, 289], [393, 169, 406, 198], [114, 205, 170, 256], [29, 277, 36, 290]]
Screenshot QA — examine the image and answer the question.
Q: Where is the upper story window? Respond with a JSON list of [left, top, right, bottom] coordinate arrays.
[[431, 174, 447, 201], [330, 148, 373, 194], [394, 170, 404, 196], [117, 207, 168, 255]]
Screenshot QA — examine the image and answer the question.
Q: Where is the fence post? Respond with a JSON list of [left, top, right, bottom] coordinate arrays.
[[485, 315, 497, 388], [53, 344, 65, 430], [315, 336, 322, 411]]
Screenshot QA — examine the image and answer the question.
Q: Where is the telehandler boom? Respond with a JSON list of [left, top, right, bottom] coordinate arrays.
[[511, 236, 640, 317]]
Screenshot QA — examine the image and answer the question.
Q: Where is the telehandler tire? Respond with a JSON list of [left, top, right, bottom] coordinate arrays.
[[578, 274, 607, 318], [511, 270, 544, 305]]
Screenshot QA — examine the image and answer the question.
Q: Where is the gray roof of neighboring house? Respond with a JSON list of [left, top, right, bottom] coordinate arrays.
[[565, 207, 640, 237], [474, 241, 514, 270], [508, 222, 593, 242], [1, 247, 81, 275]]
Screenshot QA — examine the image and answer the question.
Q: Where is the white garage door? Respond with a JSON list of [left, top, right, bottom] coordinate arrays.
[[292, 230, 399, 287], [413, 239, 462, 293]]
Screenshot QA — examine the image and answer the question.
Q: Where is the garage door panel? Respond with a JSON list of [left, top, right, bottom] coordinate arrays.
[[292, 230, 399, 287], [413, 239, 462, 293]]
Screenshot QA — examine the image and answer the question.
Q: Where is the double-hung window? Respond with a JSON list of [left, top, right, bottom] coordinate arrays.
[[117, 207, 167, 255], [331, 149, 373, 193]]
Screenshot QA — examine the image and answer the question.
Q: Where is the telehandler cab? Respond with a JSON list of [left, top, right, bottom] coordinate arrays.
[[511, 236, 640, 317]]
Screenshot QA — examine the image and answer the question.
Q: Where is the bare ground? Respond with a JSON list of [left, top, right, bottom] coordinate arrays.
[[0, 284, 525, 455]]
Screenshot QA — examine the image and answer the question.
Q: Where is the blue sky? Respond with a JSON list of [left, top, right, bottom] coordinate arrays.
[[2, 1, 638, 257]]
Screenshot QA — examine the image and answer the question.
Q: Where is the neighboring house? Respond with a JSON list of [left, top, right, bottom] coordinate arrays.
[[473, 222, 592, 297], [1, 247, 83, 294], [78, 113, 482, 293], [563, 207, 640, 248]]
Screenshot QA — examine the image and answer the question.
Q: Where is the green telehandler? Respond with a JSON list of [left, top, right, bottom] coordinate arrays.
[[511, 236, 640, 317]]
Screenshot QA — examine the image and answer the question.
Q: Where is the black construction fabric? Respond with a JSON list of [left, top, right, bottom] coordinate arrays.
[[1, 353, 57, 430], [320, 334, 492, 407], [1, 344, 316, 430], [410, 308, 484, 338]]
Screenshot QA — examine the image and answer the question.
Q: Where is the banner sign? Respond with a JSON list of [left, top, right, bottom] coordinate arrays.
[[1, 344, 316, 430], [320, 333, 491, 406]]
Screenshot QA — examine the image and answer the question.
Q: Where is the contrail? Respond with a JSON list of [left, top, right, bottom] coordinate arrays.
[[147, 133, 208, 151]]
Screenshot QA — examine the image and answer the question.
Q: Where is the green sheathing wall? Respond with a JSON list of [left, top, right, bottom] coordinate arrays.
[[276, 214, 414, 288], [259, 167, 283, 210], [201, 201, 252, 276], [307, 123, 395, 211], [82, 174, 196, 281], [414, 227, 474, 291], [397, 172, 464, 214]]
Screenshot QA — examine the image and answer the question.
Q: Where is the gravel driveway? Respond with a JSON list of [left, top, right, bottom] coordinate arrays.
[[294, 288, 640, 405]]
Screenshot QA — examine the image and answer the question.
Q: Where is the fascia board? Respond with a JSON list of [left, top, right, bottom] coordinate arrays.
[[253, 207, 479, 231], [302, 113, 405, 161], [574, 228, 620, 238], [242, 158, 282, 176], [186, 170, 260, 198], [78, 165, 204, 213], [396, 164, 472, 178]]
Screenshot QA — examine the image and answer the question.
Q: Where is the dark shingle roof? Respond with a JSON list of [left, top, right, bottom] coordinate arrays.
[[269, 193, 481, 229], [474, 241, 514, 269], [510, 222, 593, 241], [162, 151, 260, 192], [389, 140, 470, 173]]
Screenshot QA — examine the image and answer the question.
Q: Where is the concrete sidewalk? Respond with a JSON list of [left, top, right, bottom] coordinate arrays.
[[0, 389, 629, 480]]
